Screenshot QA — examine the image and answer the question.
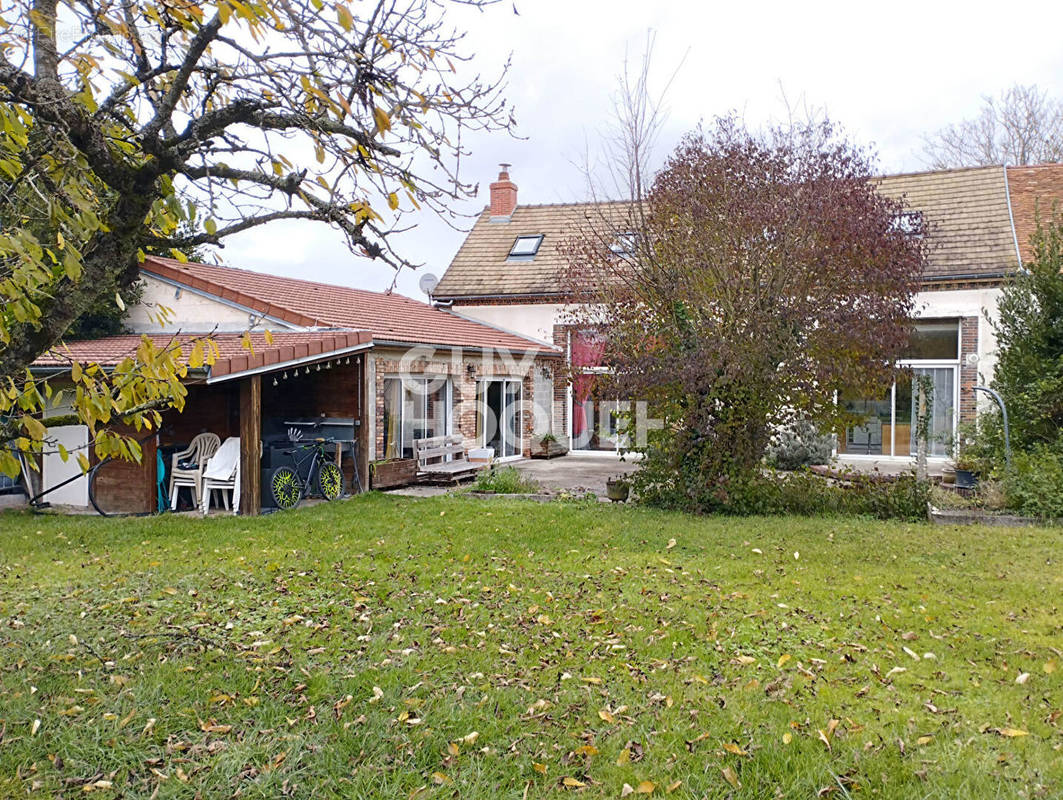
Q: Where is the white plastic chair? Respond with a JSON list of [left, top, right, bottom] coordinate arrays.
[[200, 437, 241, 515], [169, 432, 220, 510]]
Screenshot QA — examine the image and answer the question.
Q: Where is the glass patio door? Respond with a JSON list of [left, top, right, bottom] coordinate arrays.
[[479, 379, 522, 459]]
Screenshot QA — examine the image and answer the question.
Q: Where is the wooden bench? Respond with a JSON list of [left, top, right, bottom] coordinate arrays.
[[413, 435, 487, 483]]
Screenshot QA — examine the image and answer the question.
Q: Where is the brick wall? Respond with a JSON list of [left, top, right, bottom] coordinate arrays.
[[1007, 164, 1063, 264], [959, 316, 979, 424]]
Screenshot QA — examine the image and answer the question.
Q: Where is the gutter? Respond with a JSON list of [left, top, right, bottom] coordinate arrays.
[[433, 292, 566, 303], [920, 271, 1013, 284], [1002, 164, 1024, 271]]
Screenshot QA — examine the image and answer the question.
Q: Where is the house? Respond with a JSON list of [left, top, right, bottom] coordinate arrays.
[[26, 257, 559, 514], [431, 164, 1063, 466]]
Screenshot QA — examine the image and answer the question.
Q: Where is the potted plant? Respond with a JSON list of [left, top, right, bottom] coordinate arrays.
[[953, 452, 979, 490], [530, 432, 568, 459], [605, 474, 630, 502]]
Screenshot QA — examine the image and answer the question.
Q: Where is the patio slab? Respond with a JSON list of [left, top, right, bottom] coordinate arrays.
[[513, 454, 638, 497]]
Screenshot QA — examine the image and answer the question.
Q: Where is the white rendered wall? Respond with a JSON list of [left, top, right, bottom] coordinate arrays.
[[914, 286, 1002, 388], [448, 303, 565, 343], [127, 275, 297, 333]]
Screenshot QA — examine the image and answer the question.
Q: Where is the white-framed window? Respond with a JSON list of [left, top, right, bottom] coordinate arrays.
[[837, 319, 960, 459], [381, 376, 451, 459]]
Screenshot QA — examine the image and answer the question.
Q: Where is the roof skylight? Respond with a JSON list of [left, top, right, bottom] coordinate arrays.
[[508, 234, 544, 260]]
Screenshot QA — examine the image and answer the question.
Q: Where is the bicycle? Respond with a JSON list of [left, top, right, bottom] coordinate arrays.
[[269, 437, 344, 510]]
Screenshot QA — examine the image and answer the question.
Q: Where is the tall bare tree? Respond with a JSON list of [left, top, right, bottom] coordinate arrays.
[[922, 84, 1063, 168]]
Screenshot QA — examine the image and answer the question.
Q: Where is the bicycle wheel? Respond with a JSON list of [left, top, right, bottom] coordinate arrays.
[[270, 466, 304, 510], [317, 462, 343, 501]]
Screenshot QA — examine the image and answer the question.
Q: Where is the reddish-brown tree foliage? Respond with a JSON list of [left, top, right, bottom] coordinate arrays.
[[562, 118, 927, 510]]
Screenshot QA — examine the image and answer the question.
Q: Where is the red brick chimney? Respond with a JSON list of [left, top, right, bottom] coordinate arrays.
[[489, 163, 518, 218]]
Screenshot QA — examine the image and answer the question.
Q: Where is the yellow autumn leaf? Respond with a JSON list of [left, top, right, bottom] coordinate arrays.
[[446, 741, 459, 756], [373, 105, 391, 133], [1044, 659, 1057, 674], [721, 742, 748, 756], [666, 780, 682, 794], [430, 771, 452, 785], [736, 655, 756, 665], [777, 654, 792, 668], [562, 776, 585, 788], [999, 727, 1028, 737], [917, 735, 933, 745], [573, 744, 598, 757], [616, 747, 631, 766], [336, 3, 353, 30], [264, 329, 274, 345], [782, 731, 793, 745], [387, 192, 399, 210], [533, 762, 547, 774], [721, 766, 741, 789], [636, 780, 655, 794], [598, 709, 616, 724]]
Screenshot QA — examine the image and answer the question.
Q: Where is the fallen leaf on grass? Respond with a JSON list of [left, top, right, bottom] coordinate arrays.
[[721, 766, 741, 789], [782, 732, 792, 745], [721, 742, 748, 756], [1016, 672, 1030, 685], [777, 654, 791, 668], [917, 735, 933, 745], [1045, 660, 1057, 674], [562, 776, 586, 788], [621, 785, 634, 798], [598, 709, 616, 724], [666, 780, 682, 793], [431, 772, 452, 785], [998, 728, 1029, 737], [636, 780, 655, 794], [533, 762, 547, 774]]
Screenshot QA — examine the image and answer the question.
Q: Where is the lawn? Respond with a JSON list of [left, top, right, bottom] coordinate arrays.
[[0, 495, 1060, 799]]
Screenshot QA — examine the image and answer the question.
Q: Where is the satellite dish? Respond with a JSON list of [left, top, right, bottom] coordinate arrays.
[[419, 272, 439, 295]]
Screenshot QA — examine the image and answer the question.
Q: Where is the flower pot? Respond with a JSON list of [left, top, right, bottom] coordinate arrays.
[[954, 469, 978, 490], [941, 466, 956, 486], [605, 479, 630, 503]]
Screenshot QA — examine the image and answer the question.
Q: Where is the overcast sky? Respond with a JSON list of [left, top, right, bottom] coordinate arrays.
[[219, 0, 1063, 301]]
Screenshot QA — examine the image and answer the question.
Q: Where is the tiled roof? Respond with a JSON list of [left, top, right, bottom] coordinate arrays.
[[434, 166, 1026, 298], [1005, 164, 1063, 264], [434, 201, 638, 298], [34, 331, 372, 380], [876, 165, 1019, 281], [142, 256, 556, 353]]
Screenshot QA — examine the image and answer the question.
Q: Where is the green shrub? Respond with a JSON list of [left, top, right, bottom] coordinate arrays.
[[632, 459, 931, 522], [1003, 449, 1063, 519], [765, 420, 833, 470], [470, 466, 540, 494]]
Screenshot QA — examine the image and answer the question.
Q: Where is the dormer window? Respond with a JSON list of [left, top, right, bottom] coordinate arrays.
[[890, 211, 924, 238], [508, 234, 544, 261], [610, 232, 637, 257]]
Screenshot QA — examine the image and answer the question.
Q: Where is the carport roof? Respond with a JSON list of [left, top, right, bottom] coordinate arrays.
[[33, 330, 373, 382]]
